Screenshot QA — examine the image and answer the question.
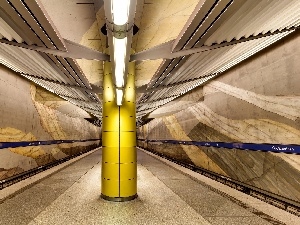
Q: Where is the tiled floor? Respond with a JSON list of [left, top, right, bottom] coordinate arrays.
[[0, 149, 296, 225]]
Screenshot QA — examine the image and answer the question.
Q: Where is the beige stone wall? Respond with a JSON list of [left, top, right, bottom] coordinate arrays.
[[138, 32, 300, 203], [0, 65, 100, 180]]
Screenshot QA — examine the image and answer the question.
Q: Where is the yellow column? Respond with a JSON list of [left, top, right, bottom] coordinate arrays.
[[101, 61, 137, 202]]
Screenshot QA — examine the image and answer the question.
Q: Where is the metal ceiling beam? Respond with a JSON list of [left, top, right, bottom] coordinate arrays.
[[0, 39, 110, 61], [131, 27, 299, 61]]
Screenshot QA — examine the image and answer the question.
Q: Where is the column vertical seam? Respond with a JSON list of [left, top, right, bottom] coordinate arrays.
[[118, 105, 121, 197]]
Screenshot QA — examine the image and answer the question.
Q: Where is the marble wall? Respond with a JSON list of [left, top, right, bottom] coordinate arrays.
[[138, 32, 300, 203], [0, 65, 101, 180]]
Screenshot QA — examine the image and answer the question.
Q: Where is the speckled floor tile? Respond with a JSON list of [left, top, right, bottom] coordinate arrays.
[[139, 149, 298, 225], [0, 150, 101, 225], [27, 157, 209, 225], [137, 151, 273, 224], [0, 149, 287, 225]]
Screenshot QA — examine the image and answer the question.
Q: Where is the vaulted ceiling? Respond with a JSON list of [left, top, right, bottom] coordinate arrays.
[[0, 0, 299, 126]]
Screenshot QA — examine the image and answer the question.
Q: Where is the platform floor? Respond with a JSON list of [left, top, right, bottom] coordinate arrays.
[[0, 149, 297, 225]]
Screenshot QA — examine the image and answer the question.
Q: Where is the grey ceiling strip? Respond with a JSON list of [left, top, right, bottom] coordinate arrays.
[[168, 50, 226, 84], [137, 96, 178, 113], [140, 94, 179, 107], [137, 75, 215, 114], [144, 59, 170, 91], [72, 88, 91, 102], [0, 7, 31, 44], [184, 0, 233, 50], [66, 58, 92, 89], [9, 0, 55, 49], [23, 0, 67, 51], [0, 46, 31, 73], [194, 0, 245, 47], [0, 1, 44, 46], [56, 56, 85, 87], [84, 91, 100, 103], [39, 53, 76, 84], [152, 58, 181, 88], [148, 59, 174, 88], [154, 56, 189, 87], [137, 57, 188, 104], [171, 0, 216, 52], [147, 88, 171, 102]]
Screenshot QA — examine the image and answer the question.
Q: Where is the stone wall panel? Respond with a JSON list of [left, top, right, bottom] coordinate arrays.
[[0, 65, 100, 180], [138, 32, 300, 203]]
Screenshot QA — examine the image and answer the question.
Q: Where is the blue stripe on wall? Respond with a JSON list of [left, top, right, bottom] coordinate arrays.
[[0, 139, 101, 150], [138, 139, 300, 154]]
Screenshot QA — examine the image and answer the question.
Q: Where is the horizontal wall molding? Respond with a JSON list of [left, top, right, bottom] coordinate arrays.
[[138, 139, 300, 154], [0, 139, 101, 150]]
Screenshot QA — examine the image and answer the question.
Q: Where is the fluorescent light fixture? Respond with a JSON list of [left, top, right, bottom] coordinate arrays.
[[113, 37, 127, 87], [111, 0, 130, 25], [116, 89, 123, 106]]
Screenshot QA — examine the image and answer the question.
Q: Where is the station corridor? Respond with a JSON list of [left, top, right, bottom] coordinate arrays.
[[0, 1, 299, 224]]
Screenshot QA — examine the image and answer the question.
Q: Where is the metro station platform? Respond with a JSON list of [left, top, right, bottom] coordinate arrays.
[[0, 148, 298, 225]]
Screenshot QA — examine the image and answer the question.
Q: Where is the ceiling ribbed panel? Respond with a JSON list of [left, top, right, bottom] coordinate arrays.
[[22, 74, 101, 118], [0, 17, 23, 43], [203, 0, 300, 46], [172, 0, 300, 51], [22, 75, 89, 101], [0, 44, 68, 83], [0, 1, 101, 119], [136, 75, 213, 117], [0, 44, 101, 118], [0, 0, 298, 124], [135, 0, 299, 124], [136, 31, 292, 120], [0, 0, 66, 50], [169, 32, 293, 85]]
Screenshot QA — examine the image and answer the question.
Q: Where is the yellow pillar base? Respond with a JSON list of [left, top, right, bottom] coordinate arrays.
[[101, 61, 137, 202]]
